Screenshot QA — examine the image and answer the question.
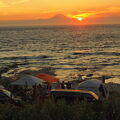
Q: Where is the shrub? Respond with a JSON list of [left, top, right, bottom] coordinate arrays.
[[0, 93, 119, 120]]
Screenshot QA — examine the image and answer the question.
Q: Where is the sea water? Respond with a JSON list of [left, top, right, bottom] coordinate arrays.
[[0, 25, 120, 81]]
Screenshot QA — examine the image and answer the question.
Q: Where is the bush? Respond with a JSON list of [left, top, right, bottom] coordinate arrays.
[[0, 93, 119, 120]]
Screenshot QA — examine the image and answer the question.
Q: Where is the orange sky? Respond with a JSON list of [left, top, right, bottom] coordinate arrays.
[[0, 0, 120, 24]]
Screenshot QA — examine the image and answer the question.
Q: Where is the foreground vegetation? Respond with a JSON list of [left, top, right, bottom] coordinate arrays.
[[0, 91, 119, 120], [0, 67, 120, 120]]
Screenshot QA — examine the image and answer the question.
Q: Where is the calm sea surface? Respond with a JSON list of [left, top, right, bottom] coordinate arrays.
[[0, 25, 120, 80]]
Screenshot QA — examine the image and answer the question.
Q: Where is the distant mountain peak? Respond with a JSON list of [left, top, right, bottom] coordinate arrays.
[[50, 14, 68, 20], [0, 14, 79, 26]]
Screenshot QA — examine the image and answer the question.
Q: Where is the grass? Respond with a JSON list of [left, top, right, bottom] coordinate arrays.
[[0, 92, 119, 120], [0, 68, 120, 120]]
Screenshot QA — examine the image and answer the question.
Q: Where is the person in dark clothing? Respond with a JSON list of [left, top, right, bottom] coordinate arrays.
[[99, 84, 106, 98], [61, 81, 65, 89], [32, 84, 37, 100], [66, 81, 72, 89], [102, 76, 106, 83]]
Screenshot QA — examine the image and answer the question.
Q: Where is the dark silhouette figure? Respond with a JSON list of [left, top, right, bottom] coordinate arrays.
[[99, 84, 106, 98], [61, 81, 65, 89], [102, 76, 106, 83], [66, 81, 72, 89], [32, 84, 37, 100]]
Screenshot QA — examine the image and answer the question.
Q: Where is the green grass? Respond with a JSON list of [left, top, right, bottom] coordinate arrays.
[[0, 92, 119, 120]]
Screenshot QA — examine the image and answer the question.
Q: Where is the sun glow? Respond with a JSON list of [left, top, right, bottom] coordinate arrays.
[[67, 13, 94, 21], [77, 17, 83, 21], [67, 14, 86, 21]]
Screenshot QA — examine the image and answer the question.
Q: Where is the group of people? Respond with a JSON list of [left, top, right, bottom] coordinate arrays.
[[11, 81, 72, 103], [60, 81, 72, 89], [12, 84, 48, 103]]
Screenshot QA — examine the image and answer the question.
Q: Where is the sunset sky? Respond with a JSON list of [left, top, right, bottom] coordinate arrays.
[[0, 0, 120, 24]]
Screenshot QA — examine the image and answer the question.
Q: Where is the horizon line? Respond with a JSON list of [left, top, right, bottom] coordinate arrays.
[[0, 23, 120, 28]]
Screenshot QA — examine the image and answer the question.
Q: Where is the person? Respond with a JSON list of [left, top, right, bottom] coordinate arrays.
[[99, 84, 106, 98], [66, 81, 72, 89], [37, 84, 47, 103], [61, 81, 65, 89], [47, 83, 51, 90], [102, 76, 106, 83], [38, 84, 44, 96], [32, 84, 37, 100]]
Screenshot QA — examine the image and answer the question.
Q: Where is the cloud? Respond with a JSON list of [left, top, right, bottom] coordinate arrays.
[[66, 6, 120, 24], [0, 0, 29, 7], [69, 6, 120, 19]]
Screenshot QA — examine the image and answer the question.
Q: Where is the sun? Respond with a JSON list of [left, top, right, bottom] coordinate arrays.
[[77, 17, 83, 21], [66, 14, 84, 22]]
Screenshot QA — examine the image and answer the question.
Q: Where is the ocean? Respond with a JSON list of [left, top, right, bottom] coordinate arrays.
[[0, 25, 120, 81]]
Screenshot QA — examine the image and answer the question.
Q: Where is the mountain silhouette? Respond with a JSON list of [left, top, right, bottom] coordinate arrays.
[[0, 14, 79, 26], [49, 14, 70, 20], [45, 14, 72, 24]]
